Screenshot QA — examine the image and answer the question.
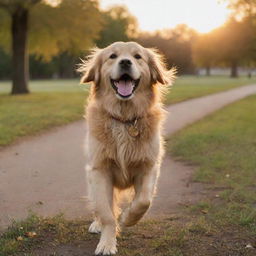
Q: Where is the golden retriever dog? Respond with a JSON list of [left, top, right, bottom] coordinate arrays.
[[79, 41, 175, 255]]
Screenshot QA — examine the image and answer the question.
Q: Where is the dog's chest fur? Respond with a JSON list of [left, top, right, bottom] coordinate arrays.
[[110, 121, 160, 188], [112, 122, 154, 163], [87, 109, 163, 188]]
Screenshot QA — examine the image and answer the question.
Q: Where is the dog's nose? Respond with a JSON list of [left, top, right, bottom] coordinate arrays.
[[119, 59, 132, 69]]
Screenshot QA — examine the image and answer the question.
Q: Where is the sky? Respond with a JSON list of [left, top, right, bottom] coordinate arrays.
[[100, 0, 231, 33]]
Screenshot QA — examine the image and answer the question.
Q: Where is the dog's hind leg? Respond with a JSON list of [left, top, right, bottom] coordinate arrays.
[[88, 169, 117, 255], [119, 164, 160, 227]]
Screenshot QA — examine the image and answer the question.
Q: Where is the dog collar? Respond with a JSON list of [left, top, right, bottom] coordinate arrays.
[[110, 115, 139, 125], [110, 115, 141, 137]]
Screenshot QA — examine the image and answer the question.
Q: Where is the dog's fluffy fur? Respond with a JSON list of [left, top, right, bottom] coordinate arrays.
[[79, 42, 175, 255]]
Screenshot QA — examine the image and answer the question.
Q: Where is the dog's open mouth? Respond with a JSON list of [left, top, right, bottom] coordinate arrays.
[[111, 74, 140, 98]]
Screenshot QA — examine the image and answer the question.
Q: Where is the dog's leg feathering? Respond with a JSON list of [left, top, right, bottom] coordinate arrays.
[[88, 169, 118, 255]]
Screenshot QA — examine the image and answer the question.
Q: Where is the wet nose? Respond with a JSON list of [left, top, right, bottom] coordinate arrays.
[[119, 59, 132, 69]]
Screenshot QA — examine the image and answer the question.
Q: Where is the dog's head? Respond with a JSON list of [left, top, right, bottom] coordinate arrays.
[[79, 42, 175, 101]]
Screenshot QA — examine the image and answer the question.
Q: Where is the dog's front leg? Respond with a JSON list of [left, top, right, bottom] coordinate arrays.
[[120, 164, 160, 227], [88, 169, 117, 255]]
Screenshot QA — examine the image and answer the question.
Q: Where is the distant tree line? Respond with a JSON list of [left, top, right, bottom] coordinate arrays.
[[136, 24, 197, 74], [0, 1, 141, 92], [0, 0, 256, 94], [193, 17, 255, 78]]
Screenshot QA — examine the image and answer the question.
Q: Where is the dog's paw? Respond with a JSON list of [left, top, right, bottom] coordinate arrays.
[[89, 220, 102, 234], [95, 238, 117, 255]]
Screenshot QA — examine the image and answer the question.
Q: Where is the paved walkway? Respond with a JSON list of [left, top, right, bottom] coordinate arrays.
[[1, 84, 256, 228]]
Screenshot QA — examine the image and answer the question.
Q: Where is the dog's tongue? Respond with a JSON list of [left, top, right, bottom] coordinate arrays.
[[115, 80, 134, 96]]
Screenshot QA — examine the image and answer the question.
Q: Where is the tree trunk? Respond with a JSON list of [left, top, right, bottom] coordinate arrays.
[[11, 7, 29, 94], [206, 66, 211, 76], [230, 61, 238, 78], [247, 67, 252, 79]]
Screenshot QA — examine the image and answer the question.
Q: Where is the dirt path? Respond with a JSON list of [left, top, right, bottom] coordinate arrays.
[[1, 84, 256, 229]]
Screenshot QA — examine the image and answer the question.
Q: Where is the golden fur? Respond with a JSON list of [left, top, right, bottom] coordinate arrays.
[[79, 41, 175, 255]]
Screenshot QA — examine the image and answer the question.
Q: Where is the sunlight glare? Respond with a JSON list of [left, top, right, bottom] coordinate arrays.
[[100, 0, 231, 33], [43, 0, 61, 7]]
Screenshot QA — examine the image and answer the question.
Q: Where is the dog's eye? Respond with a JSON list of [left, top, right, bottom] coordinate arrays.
[[134, 54, 142, 59], [110, 53, 117, 59]]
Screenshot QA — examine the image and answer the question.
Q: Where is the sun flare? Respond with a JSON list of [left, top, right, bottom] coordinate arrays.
[[100, 0, 231, 33]]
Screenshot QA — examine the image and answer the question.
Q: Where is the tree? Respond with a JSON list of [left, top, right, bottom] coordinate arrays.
[[224, 0, 256, 17], [137, 24, 197, 74], [215, 18, 253, 77], [192, 33, 218, 76], [96, 5, 138, 48], [0, 0, 102, 94], [29, 0, 102, 60], [0, 0, 42, 94], [224, 0, 256, 77]]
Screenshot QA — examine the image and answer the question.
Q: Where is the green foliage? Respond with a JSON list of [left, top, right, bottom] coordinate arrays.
[[29, 52, 78, 79], [0, 2, 138, 80], [29, 0, 103, 61], [0, 1, 45, 53], [0, 0, 103, 60], [96, 5, 138, 48], [0, 214, 40, 255]]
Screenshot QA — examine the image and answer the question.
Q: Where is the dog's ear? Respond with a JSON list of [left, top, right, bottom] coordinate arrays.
[[147, 48, 176, 85], [78, 48, 102, 85]]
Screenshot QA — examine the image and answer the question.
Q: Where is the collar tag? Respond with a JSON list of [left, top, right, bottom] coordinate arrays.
[[127, 118, 139, 137], [111, 115, 140, 137]]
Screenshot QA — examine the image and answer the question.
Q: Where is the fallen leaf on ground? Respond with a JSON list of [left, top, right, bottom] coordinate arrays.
[[17, 236, 23, 241], [25, 231, 37, 238]]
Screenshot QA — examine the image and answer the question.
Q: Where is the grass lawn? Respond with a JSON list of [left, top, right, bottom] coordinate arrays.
[[1, 96, 256, 255], [166, 75, 256, 104], [0, 76, 256, 147], [0, 212, 254, 255], [167, 95, 256, 253], [169, 95, 256, 207], [0, 92, 87, 146], [0, 80, 89, 147]]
